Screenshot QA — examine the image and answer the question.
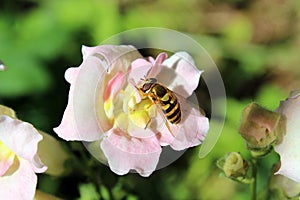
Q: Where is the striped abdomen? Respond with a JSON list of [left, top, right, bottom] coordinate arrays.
[[151, 84, 181, 124]]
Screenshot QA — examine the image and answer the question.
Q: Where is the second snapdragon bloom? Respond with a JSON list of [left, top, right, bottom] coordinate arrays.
[[0, 105, 47, 199], [274, 91, 300, 182], [55, 45, 209, 177]]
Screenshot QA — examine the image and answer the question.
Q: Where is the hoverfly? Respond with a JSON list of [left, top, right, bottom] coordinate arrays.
[[137, 78, 181, 124], [135, 77, 215, 158]]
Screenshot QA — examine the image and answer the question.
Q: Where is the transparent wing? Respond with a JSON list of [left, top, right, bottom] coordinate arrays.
[[178, 91, 221, 157], [146, 90, 211, 151]]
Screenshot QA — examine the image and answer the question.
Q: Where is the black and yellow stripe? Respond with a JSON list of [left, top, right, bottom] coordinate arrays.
[[139, 78, 181, 125], [149, 83, 180, 125], [160, 93, 181, 124]]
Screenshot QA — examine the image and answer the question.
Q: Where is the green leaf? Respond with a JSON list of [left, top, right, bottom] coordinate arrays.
[[78, 183, 100, 200]]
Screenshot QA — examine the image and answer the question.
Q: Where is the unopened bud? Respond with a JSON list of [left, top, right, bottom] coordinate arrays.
[[217, 152, 248, 178], [239, 103, 285, 155]]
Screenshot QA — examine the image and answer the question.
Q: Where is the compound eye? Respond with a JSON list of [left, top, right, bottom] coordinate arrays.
[[142, 83, 152, 92]]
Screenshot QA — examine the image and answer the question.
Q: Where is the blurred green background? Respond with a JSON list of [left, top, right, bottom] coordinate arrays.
[[0, 0, 299, 199]]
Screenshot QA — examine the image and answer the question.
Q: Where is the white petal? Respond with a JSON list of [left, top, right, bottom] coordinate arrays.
[[159, 52, 203, 98], [275, 91, 300, 182], [0, 158, 37, 200], [0, 116, 47, 173]]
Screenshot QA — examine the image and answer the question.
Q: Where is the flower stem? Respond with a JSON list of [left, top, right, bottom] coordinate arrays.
[[250, 158, 257, 200]]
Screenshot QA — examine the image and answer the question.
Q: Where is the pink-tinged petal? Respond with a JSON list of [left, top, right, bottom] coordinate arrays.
[[101, 129, 162, 177], [0, 158, 37, 200], [154, 53, 168, 66], [55, 45, 142, 142], [0, 116, 47, 173], [104, 71, 125, 101], [55, 57, 109, 141], [65, 67, 80, 84], [158, 98, 209, 151], [274, 91, 300, 182], [148, 56, 155, 64], [128, 58, 152, 84], [81, 45, 142, 73], [146, 53, 168, 78], [0, 142, 15, 176], [158, 52, 203, 98], [54, 67, 84, 140]]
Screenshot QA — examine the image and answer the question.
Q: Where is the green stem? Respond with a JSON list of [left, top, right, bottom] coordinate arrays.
[[251, 158, 257, 200]]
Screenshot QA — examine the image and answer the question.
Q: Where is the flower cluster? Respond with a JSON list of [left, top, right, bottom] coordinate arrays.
[[54, 45, 209, 176]]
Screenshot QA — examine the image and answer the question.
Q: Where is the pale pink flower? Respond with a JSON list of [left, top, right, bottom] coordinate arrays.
[[0, 105, 47, 199], [54, 45, 209, 177], [274, 90, 300, 182]]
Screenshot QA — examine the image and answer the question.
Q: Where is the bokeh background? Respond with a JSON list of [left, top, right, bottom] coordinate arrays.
[[0, 0, 299, 199]]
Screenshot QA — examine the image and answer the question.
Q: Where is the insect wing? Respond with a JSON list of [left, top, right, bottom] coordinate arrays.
[[178, 92, 220, 157], [153, 90, 209, 149], [183, 92, 220, 158]]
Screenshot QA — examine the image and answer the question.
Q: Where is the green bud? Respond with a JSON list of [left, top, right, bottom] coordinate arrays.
[[0, 105, 17, 119], [38, 131, 70, 176], [217, 152, 248, 179], [239, 103, 285, 155], [34, 190, 62, 200]]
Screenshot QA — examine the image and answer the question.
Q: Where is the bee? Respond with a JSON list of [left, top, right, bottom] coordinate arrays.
[[137, 78, 181, 125]]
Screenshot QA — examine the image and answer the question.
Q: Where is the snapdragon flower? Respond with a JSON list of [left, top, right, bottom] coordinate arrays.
[[0, 105, 47, 199], [55, 45, 209, 177]]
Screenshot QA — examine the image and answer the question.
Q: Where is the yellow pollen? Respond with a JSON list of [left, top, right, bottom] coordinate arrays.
[[129, 110, 150, 129], [104, 99, 114, 120]]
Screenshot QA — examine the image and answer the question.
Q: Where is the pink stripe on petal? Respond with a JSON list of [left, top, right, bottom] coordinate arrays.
[[146, 53, 168, 78], [154, 52, 168, 66], [104, 71, 126, 101]]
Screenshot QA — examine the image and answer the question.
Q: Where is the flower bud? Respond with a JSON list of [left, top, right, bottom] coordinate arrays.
[[0, 105, 16, 118], [37, 131, 70, 176], [217, 152, 248, 178], [239, 103, 285, 155]]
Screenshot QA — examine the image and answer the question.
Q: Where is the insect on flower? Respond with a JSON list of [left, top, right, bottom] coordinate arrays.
[[136, 77, 205, 138], [137, 77, 181, 123]]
